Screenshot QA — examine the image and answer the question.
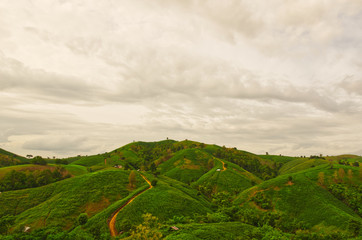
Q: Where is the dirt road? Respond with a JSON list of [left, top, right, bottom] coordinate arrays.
[[108, 173, 152, 236]]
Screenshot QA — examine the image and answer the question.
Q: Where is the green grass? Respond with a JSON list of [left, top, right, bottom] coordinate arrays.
[[0, 164, 88, 179], [159, 149, 212, 184], [0, 170, 145, 231], [114, 175, 212, 232], [164, 222, 258, 240], [258, 155, 298, 164], [192, 160, 261, 194], [279, 157, 328, 175], [63, 164, 88, 176], [0, 148, 27, 162], [235, 164, 361, 229], [71, 155, 106, 167]]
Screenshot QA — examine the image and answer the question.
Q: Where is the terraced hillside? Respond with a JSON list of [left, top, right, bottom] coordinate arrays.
[[0, 140, 361, 239]]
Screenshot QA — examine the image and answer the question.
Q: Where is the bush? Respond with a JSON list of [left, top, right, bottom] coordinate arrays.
[[151, 179, 158, 187], [77, 213, 88, 225]]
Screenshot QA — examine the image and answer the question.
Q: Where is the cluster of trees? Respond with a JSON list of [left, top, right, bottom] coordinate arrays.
[[252, 191, 273, 210], [30, 156, 47, 165], [0, 156, 19, 168], [338, 159, 360, 167], [55, 159, 69, 165], [0, 168, 71, 192], [328, 183, 362, 216], [214, 147, 278, 180]]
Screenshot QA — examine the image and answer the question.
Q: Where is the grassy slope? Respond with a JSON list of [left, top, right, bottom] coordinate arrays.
[[165, 222, 258, 240], [114, 174, 212, 231], [159, 149, 212, 184], [235, 164, 361, 229], [0, 170, 144, 231], [0, 148, 28, 167], [279, 157, 328, 175], [0, 164, 88, 179], [258, 155, 298, 164], [192, 160, 261, 194]]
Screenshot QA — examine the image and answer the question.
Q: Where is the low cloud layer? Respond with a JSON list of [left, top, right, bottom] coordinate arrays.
[[0, 0, 361, 157]]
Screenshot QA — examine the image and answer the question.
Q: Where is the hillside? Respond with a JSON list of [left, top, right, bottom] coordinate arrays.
[[0, 148, 28, 167], [235, 164, 361, 229], [0, 140, 361, 239]]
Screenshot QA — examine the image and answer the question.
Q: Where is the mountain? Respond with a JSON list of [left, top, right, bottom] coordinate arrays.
[[0, 140, 361, 239]]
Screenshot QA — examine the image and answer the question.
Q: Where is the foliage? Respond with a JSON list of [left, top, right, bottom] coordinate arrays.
[[77, 213, 88, 225], [30, 156, 47, 165], [252, 191, 272, 210], [0, 215, 15, 234], [129, 170, 137, 189], [126, 213, 163, 240], [151, 179, 158, 187], [328, 183, 362, 216], [0, 167, 70, 191]]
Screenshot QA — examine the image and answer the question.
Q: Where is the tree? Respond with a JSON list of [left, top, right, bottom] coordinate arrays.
[[77, 213, 88, 225], [347, 169, 353, 183], [150, 162, 157, 173], [129, 170, 137, 189], [207, 159, 214, 170], [338, 168, 345, 181], [127, 213, 162, 240], [348, 219, 361, 237], [151, 179, 158, 187]]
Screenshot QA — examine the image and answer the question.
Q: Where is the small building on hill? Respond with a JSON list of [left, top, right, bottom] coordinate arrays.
[[170, 226, 179, 231]]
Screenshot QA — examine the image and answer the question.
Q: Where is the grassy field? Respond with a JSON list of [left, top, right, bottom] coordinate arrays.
[[192, 160, 261, 194], [164, 222, 259, 240], [0, 164, 88, 179], [235, 164, 361, 229], [0, 170, 144, 231], [159, 149, 212, 184], [278, 157, 328, 175], [258, 154, 298, 164], [114, 174, 212, 232]]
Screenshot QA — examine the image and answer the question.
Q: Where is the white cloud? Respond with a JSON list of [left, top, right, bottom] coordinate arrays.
[[0, 0, 361, 157]]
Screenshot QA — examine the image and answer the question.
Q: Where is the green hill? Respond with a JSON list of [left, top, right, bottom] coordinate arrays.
[[0, 140, 361, 240], [0, 148, 28, 167], [113, 175, 212, 233], [235, 164, 361, 229], [158, 149, 212, 184], [0, 170, 145, 231], [192, 160, 261, 195], [278, 157, 328, 175]]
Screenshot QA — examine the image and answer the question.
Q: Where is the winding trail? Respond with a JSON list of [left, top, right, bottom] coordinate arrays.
[[220, 159, 227, 171], [108, 173, 152, 237]]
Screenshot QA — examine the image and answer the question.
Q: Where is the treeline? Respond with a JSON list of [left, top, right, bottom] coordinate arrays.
[[0, 167, 71, 192]]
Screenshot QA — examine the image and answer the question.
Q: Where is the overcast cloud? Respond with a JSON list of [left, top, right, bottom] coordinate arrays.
[[0, 0, 362, 157]]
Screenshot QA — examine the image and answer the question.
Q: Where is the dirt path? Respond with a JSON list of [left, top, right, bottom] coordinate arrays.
[[220, 159, 227, 171], [108, 173, 152, 237]]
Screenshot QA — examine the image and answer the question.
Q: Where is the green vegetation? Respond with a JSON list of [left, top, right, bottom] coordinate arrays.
[[0, 167, 71, 191], [0, 148, 27, 167], [0, 140, 361, 239]]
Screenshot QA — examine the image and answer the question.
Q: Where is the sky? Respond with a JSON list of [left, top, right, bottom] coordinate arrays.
[[1, 0, 362, 158]]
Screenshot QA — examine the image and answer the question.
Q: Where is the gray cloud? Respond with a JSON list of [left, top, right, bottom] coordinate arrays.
[[0, 0, 361, 157], [23, 136, 93, 153]]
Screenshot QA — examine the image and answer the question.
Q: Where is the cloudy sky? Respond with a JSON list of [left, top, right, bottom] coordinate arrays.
[[1, 0, 362, 158]]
